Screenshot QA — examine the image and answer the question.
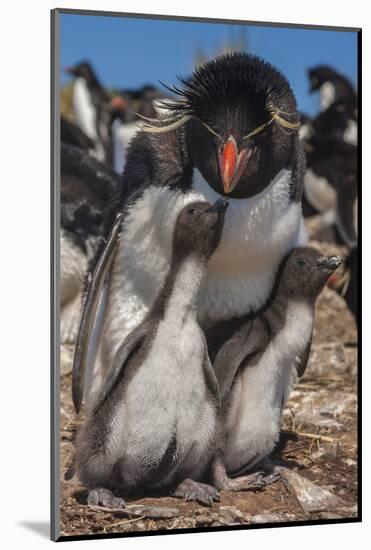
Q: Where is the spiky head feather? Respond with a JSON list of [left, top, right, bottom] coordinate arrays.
[[142, 53, 299, 137]]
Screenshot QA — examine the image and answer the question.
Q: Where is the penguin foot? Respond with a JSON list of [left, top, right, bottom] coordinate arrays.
[[87, 488, 126, 509], [257, 471, 281, 487], [173, 478, 220, 506], [216, 471, 268, 492], [212, 455, 281, 492]]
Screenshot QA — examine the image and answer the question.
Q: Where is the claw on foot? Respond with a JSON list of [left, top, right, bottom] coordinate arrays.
[[213, 455, 281, 492], [173, 478, 220, 507], [87, 487, 126, 509]]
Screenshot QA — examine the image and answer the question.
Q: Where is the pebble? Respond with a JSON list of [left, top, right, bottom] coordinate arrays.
[[195, 515, 213, 526], [280, 467, 346, 513]]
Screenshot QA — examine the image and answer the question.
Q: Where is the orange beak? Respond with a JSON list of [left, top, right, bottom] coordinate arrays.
[[219, 136, 253, 194], [110, 96, 128, 112]]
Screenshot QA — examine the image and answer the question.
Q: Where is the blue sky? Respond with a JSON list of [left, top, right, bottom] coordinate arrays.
[[60, 13, 358, 117]]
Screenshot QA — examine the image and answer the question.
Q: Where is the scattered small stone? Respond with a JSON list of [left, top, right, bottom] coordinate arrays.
[[219, 506, 244, 520], [88, 504, 180, 519], [195, 515, 213, 526], [127, 504, 181, 518], [280, 468, 346, 513], [217, 506, 245, 525], [317, 505, 358, 520], [250, 513, 282, 524]]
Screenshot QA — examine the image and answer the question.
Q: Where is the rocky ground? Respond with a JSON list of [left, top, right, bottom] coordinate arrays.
[[59, 216, 358, 538]]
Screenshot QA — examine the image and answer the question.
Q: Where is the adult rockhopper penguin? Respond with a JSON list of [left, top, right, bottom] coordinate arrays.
[[308, 65, 357, 112], [72, 53, 307, 469], [65, 61, 113, 163]]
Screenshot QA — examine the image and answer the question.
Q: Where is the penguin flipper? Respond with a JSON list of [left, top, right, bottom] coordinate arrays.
[[213, 322, 259, 402], [296, 328, 313, 378], [72, 212, 122, 413], [94, 319, 155, 412]]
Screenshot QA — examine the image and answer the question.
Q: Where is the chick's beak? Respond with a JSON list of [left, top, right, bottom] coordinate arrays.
[[317, 255, 343, 274], [218, 136, 253, 194]]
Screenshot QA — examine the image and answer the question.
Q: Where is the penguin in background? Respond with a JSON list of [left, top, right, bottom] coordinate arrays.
[[308, 65, 357, 112], [311, 99, 357, 145], [109, 94, 143, 175], [207, 247, 342, 485], [60, 144, 120, 344], [110, 85, 171, 174], [64, 61, 113, 164], [300, 82, 358, 248], [61, 115, 96, 155], [304, 136, 358, 248], [329, 246, 358, 321], [75, 199, 228, 508]]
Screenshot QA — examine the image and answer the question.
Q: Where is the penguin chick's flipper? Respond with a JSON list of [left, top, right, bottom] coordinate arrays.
[[213, 321, 259, 402], [296, 327, 313, 378], [173, 479, 220, 507], [87, 487, 126, 509], [72, 212, 122, 413], [94, 319, 156, 412]]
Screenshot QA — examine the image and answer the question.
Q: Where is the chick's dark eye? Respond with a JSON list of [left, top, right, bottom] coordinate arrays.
[[297, 259, 307, 267], [187, 208, 196, 215]]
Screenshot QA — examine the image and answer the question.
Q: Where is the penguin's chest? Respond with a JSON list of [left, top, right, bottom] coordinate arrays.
[[121, 317, 215, 461], [110, 169, 306, 337], [224, 304, 313, 471], [72, 78, 98, 141]]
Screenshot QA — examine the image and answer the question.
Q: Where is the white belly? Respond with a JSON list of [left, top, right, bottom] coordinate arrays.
[[224, 303, 313, 472], [98, 169, 306, 374], [72, 78, 98, 141], [304, 168, 336, 214], [105, 316, 216, 486], [112, 119, 142, 174], [320, 82, 335, 111], [343, 119, 357, 145]]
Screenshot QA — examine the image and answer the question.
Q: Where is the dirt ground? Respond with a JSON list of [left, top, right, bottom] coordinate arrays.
[[59, 215, 358, 538]]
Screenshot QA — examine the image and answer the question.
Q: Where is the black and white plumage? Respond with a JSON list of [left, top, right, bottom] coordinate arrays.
[[110, 85, 172, 174], [65, 61, 112, 163], [75, 200, 228, 507], [60, 144, 120, 344], [311, 100, 357, 145], [207, 247, 342, 480], [301, 67, 358, 248], [303, 134, 358, 248], [72, 54, 307, 480], [61, 115, 96, 154], [308, 65, 357, 112], [330, 246, 358, 321]]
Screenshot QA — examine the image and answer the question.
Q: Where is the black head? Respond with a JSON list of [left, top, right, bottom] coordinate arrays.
[[150, 53, 300, 198], [308, 65, 339, 92], [172, 198, 229, 261], [64, 61, 98, 85], [278, 247, 343, 301]]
